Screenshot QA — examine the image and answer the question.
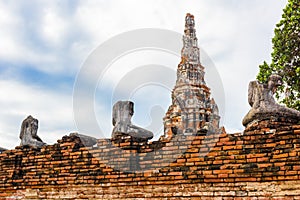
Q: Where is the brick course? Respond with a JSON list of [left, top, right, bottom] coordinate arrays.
[[1, 122, 300, 199]]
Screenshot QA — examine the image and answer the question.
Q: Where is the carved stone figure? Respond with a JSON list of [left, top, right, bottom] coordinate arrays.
[[243, 74, 300, 126], [112, 101, 153, 141], [20, 115, 46, 148], [69, 132, 97, 147]]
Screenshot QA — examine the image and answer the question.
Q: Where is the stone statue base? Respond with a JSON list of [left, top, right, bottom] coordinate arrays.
[[244, 118, 299, 132], [243, 108, 300, 128]]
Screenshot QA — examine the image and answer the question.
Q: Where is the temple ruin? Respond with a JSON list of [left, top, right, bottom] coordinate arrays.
[[0, 13, 300, 199], [163, 13, 220, 138]]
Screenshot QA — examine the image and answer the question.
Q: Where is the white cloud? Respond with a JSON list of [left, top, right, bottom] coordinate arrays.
[[0, 80, 75, 149], [0, 1, 26, 61], [213, 1, 287, 132], [0, 1, 82, 75], [40, 8, 69, 47], [0, 0, 290, 148]]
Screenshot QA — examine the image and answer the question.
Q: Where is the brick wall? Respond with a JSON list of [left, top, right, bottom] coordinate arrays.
[[1, 121, 300, 199]]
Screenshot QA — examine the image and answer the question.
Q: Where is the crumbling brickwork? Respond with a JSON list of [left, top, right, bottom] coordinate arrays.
[[1, 13, 300, 200], [1, 123, 300, 199]]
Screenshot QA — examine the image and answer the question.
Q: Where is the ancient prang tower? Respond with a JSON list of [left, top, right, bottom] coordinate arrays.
[[163, 13, 220, 138]]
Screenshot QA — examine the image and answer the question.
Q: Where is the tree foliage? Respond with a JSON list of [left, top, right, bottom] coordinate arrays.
[[257, 0, 300, 110]]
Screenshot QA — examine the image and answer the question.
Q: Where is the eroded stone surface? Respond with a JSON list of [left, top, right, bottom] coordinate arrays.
[[243, 74, 300, 127], [163, 13, 220, 138], [112, 101, 153, 141], [19, 115, 46, 148], [69, 133, 97, 147]]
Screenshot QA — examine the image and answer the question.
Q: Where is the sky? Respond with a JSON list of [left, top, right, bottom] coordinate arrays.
[[0, 0, 288, 149]]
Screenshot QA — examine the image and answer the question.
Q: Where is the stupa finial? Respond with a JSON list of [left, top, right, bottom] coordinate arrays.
[[181, 13, 200, 64], [185, 13, 195, 30]]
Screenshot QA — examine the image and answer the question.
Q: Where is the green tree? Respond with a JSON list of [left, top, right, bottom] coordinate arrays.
[[257, 0, 300, 110]]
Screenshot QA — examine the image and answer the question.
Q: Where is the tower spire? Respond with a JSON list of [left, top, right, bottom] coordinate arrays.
[[181, 13, 200, 64], [163, 13, 220, 139]]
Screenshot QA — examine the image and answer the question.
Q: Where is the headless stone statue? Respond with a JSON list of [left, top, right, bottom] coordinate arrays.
[[243, 74, 300, 127], [112, 101, 153, 141], [19, 115, 46, 148], [69, 132, 97, 147]]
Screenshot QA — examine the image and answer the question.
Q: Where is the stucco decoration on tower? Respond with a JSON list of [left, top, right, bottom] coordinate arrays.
[[163, 13, 221, 138]]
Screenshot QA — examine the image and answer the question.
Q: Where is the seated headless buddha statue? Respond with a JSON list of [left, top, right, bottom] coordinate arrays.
[[112, 101, 153, 142], [243, 74, 300, 126], [19, 115, 46, 148]]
